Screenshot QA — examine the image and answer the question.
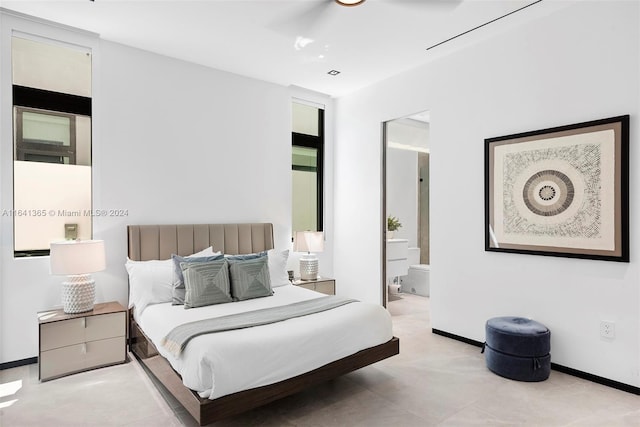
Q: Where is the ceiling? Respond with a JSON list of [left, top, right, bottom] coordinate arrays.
[[1, 0, 543, 97]]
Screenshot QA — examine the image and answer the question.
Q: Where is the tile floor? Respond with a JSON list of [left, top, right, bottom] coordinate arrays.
[[1, 293, 638, 426]]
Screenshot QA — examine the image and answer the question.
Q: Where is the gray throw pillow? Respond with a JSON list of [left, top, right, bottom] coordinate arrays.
[[181, 259, 232, 309], [171, 254, 223, 305], [228, 255, 273, 301]]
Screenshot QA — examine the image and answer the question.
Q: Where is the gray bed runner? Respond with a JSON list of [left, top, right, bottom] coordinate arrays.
[[161, 295, 357, 357]]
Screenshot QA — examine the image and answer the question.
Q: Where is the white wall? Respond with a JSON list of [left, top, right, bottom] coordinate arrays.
[[334, 1, 640, 388], [95, 39, 295, 302], [0, 12, 334, 363]]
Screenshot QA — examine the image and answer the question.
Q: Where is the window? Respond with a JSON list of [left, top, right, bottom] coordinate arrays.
[[11, 36, 92, 256], [15, 107, 77, 164], [292, 102, 324, 234]]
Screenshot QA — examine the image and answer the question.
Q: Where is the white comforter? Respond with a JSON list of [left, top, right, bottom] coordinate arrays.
[[137, 284, 393, 399]]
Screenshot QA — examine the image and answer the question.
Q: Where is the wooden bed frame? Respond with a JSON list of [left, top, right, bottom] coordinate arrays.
[[127, 223, 400, 425]]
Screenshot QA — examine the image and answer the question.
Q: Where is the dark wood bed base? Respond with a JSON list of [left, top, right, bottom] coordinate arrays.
[[126, 223, 399, 425], [130, 311, 399, 425]]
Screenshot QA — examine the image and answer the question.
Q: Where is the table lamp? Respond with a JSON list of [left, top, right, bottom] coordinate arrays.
[[50, 240, 106, 313], [294, 231, 324, 280]]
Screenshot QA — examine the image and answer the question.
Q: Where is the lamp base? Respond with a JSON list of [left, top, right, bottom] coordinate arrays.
[[300, 254, 319, 281], [62, 274, 95, 314]]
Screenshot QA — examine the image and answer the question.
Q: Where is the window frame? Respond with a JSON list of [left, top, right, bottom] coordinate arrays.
[[292, 108, 324, 232], [15, 106, 77, 164]]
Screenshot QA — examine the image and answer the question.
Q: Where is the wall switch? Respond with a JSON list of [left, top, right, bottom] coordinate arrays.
[[65, 223, 78, 240], [600, 321, 615, 339]]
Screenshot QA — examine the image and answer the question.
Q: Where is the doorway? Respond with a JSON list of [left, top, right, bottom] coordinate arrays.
[[383, 111, 430, 306]]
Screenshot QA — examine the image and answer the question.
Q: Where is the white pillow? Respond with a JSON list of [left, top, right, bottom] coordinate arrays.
[[126, 258, 173, 318], [268, 249, 290, 287], [192, 246, 216, 257], [126, 246, 215, 316]]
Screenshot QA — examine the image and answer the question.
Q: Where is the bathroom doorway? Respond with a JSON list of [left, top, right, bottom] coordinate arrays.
[[383, 110, 430, 306]]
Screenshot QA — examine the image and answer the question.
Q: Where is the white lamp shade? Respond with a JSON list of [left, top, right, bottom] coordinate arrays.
[[50, 240, 106, 275], [294, 231, 324, 253]]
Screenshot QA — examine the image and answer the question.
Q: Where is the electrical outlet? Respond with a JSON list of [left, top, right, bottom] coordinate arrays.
[[600, 321, 616, 339]]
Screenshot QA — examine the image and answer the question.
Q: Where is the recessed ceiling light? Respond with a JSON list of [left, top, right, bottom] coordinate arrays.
[[327, 70, 341, 76], [335, 0, 366, 6]]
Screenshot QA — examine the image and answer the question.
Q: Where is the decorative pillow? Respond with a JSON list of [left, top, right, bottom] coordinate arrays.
[[181, 259, 232, 309], [171, 253, 223, 305], [228, 255, 273, 301], [125, 258, 174, 317], [267, 249, 290, 287], [224, 252, 266, 261]]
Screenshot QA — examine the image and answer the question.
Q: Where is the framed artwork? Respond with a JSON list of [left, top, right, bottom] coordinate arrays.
[[485, 115, 629, 262]]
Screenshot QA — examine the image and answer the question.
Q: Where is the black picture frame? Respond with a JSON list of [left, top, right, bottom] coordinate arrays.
[[485, 115, 629, 262]]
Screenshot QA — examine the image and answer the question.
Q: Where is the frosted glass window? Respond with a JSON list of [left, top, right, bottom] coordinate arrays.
[[292, 147, 318, 233], [12, 37, 91, 97], [292, 103, 319, 136]]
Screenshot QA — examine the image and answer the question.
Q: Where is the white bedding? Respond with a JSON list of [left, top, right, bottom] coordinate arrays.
[[137, 284, 393, 399]]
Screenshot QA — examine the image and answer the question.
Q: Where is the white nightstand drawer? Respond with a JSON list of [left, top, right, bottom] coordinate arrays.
[[40, 336, 126, 380], [293, 278, 335, 295], [40, 342, 86, 380], [85, 336, 126, 368], [85, 312, 125, 342], [314, 281, 335, 295], [40, 312, 125, 351], [40, 318, 86, 351]]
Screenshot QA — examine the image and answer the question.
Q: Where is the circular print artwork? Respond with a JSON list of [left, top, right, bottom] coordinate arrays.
[[522, 170, 575, 217]]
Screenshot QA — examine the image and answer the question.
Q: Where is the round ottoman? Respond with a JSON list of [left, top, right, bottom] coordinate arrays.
[[484, 316, 551, 382]]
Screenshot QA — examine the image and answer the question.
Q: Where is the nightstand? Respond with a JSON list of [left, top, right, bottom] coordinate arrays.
[[38, 301, 127, 381], [292, 277, 335, 295]]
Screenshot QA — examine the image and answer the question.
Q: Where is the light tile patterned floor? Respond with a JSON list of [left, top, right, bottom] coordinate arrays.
[[1, 294, 638, 426]]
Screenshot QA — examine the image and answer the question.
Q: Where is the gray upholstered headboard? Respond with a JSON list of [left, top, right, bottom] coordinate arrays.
[[127, 223, 274, 261]]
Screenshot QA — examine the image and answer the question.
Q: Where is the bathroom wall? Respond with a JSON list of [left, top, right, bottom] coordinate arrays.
[[386, 147, 418, 247], [385, 116, 429, 249]]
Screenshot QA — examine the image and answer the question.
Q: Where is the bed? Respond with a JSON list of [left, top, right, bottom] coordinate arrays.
[[127, 223, 399, 425]]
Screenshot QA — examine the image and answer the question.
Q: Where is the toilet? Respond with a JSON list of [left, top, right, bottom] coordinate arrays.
[[400, 247, 430, 297]]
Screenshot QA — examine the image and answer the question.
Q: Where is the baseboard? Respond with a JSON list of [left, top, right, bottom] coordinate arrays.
[[550, 363, 640, 395], [431, 328, 640, 396], [0, 357, 37, 371], [432, 328, 484, 347]]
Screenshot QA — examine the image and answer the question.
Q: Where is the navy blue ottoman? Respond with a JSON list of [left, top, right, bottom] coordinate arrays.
[[484, 317, 550, 382]]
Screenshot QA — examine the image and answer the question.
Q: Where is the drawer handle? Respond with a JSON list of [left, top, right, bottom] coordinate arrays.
[[82, 318, 86, 328], [82, 343, 87, 354]]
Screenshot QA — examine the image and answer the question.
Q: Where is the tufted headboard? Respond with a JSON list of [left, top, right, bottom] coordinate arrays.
[[127, 223, 274, 261]]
